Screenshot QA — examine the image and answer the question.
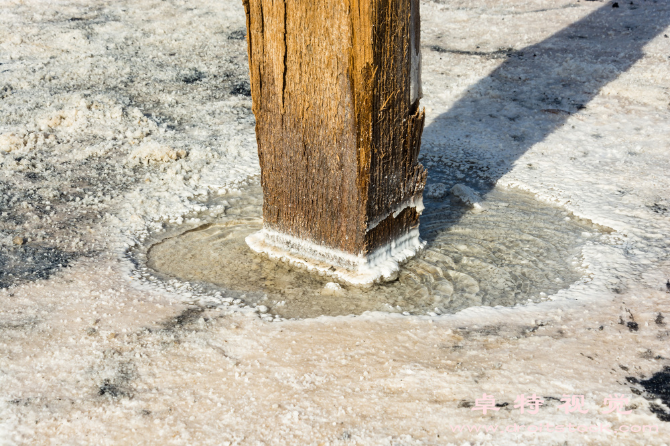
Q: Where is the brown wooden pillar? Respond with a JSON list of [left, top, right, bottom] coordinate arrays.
[[243, 0, 426, 284]]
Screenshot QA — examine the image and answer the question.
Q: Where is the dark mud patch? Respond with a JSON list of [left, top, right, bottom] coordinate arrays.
[[640, 367, 670, 422], [0, 317, 41, 332], [0, 245, 77, 289], [228, 29, 246, 40], [95, 355, 137, 400], [628, 366, 670, 422], [160, 306, 206, 331], [230, 81, 251, 97]]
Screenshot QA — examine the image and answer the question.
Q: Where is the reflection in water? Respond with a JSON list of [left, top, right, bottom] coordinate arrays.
[[145, 184, 605, 319]]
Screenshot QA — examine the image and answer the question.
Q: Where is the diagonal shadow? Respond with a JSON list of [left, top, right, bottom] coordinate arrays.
[[420, 0, 670, 242]]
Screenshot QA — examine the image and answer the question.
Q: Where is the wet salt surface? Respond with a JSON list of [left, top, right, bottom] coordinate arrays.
[[141, 183, 608, 319]]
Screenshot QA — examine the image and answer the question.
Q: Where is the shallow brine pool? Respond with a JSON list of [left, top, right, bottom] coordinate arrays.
[[135, 182, 608, 319]]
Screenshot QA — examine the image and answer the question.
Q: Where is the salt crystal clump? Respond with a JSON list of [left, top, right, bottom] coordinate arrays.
[[322, 282, 344, 296], [127, 141, 187, 165], [0, 133, 26, 153], [451, 184, 484, 211], [42, 109, 78, 129], [424, 182, 448, 199]]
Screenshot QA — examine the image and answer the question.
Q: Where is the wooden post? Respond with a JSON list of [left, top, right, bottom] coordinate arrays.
[[243, 0, 426, 284]]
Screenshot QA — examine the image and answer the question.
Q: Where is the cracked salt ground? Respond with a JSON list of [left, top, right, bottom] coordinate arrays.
[[139, 182, 609, 319]]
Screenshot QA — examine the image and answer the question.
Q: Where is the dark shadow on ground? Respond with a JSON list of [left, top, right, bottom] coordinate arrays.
[[627, 365, 670, 422], [420, 0, 670, 242]]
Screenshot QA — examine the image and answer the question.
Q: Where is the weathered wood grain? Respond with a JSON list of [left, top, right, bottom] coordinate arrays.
[[243, 0, 425, 264]]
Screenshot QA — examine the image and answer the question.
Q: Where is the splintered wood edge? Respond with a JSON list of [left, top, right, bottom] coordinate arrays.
[[245, 227, 425, 286]]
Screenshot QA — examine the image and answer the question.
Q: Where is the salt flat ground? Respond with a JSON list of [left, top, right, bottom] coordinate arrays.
[[1, 0, 670, 444]]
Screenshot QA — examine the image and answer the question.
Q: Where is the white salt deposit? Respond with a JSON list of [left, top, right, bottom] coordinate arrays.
[[423, 182, 448, 198], [367, 193, 425, 231], [246, 227, 425, 285], [127, 141, 187, 165], [1, 0, 670, 444], [0, 133, 26, 153], [450, 183, 483, 209], [322, 282, 344, 297]]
